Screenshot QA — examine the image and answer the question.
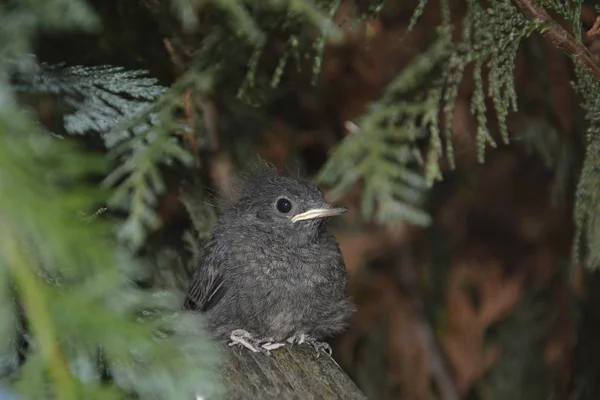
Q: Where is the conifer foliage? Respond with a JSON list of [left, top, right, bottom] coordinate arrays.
[[0, 1, 221, 399]]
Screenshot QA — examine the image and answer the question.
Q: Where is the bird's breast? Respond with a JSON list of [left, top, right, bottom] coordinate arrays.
[[239, 244, 331, 281]]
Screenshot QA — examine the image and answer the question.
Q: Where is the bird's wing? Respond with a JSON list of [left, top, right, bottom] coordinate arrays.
[[182, 242, 227, 312]]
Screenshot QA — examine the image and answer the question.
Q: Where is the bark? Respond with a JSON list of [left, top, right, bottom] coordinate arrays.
[[221, 344, 368, 400]]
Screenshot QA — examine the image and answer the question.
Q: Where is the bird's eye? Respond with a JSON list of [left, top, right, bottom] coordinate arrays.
[[276, 198, 292, 214]]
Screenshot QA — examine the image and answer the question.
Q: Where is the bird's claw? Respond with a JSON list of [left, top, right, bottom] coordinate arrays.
[[228, 329, 285, 356], [310, 340, 332, 356], [286, 333, 332, 356]]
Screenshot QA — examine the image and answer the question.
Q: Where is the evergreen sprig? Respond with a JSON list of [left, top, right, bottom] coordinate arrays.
[[100, 75, 195, 250], [416, 0, 540, 168], [0, 1, 222, 399], [319, 0, 541, 227], [189, 0, 346, 106], [12, 63, 166, 148], [10, 57, 205, 250], [0, 108, 222, 399], [317, 38, 452, 227]]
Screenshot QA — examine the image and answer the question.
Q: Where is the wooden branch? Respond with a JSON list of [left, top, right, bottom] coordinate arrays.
[[221, 344, 368, 400], [511, 0, 600, 81]]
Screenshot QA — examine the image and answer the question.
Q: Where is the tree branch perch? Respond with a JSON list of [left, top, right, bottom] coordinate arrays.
[[221, 344, 368, 400]]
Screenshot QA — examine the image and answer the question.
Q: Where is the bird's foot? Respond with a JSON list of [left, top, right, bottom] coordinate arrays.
[[228, 329, 286, 356], [286, 333, 332, 356]]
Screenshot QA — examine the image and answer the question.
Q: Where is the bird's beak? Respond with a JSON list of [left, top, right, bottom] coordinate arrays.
[[291, 206, 348, 223]]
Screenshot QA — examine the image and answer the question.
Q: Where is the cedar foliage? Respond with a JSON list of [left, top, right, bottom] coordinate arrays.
[[0, 1, 221, 399], [1, 0, 600, 399]]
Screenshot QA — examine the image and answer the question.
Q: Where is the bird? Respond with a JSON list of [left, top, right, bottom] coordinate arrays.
[[183, 164, 355, 355]]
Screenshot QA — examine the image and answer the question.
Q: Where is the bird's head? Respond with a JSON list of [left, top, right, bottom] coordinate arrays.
[[223, 166, 346, 246]]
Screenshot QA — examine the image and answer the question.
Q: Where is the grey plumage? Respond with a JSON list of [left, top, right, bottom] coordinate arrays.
[[184, 165, 355, 354]]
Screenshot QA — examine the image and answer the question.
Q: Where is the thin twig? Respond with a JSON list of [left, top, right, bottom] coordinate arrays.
[[511, 0, 600, 80], [587, 16, 600, 38]]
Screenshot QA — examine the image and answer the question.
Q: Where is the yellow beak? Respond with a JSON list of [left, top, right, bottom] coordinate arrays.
[[291, 207, 347, 223]]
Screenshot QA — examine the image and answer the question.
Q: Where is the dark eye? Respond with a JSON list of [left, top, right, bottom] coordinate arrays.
[[276, 198, 292, 213]]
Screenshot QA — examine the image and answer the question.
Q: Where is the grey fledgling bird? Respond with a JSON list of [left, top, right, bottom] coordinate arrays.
[[183, 166, 355, 355]]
